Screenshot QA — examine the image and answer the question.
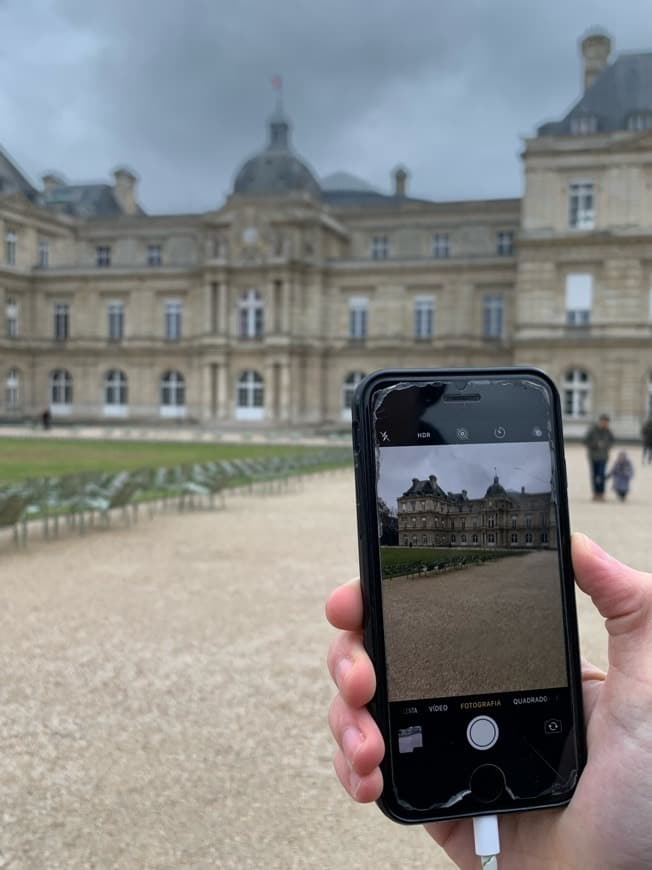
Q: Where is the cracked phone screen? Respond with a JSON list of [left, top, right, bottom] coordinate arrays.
[[369, 375, 579, 814]]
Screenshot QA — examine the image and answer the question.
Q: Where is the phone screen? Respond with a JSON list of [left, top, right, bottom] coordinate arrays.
[[366, 374, 581, 817]]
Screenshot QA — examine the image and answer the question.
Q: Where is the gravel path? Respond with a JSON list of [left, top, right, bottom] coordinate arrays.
[[0, 445, 646, 868]]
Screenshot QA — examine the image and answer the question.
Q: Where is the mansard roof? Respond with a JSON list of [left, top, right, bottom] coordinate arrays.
[[539, 51, 652, 135]]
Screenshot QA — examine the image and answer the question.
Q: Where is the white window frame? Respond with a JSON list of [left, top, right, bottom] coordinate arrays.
[[570, 114, 598, 134], [164, 299, 182, 340], [38, 238, 49, 268], [107, 301, 124, 341], [236, 370, 265, 421], [565, 273, 593, 326], [103, 369, 128, 417], [147, 243, 162, 267], [341, 371, 365, 420], [6, 368, 19, 409], [349, 296, 368, 340], [414, 296, 435, 339], [483, 294, 504, 338], [238, 289, 264, 339], [50, 369, 73, 415], [5, 229, 16, 266], [6, 297, 18, 338], [563, 369, 592, 418], [54, 302, 69, 340], [371, 235, 389, 260], [569, 181, 595, 230], [159, 370, 186, 418], [432, 233, 450, 258], [496, 231, 514, 256], [96, 245, 111, 267]]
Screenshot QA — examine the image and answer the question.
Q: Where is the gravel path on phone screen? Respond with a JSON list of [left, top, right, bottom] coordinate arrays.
[[0, 445, 643, 869]]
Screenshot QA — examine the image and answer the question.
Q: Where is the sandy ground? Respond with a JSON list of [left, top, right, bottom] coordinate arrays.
[[0, 444, 645, 869], [383, 550, 567, 700]]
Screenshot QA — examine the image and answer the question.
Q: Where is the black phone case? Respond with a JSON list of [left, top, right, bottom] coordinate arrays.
[[351, 366, 586, 824]]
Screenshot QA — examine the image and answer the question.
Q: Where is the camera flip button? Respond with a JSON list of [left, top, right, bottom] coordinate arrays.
[[467, 716, 499, 750]]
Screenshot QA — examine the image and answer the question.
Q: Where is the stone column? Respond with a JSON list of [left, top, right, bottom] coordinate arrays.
[[219, 283, 229, 337], [279, 360, 291, 421], [217, 360, 230, 420]]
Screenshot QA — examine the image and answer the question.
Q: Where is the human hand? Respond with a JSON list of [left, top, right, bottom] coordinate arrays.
[[326, 533, 652, 869]]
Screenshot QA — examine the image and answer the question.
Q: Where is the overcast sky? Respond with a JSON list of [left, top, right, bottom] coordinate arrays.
[[377, 442, 551, 511], [1, 0, 650, 214]]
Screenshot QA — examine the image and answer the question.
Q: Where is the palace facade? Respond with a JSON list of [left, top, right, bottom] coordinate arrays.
[[397, 474, 556, 550], [2, 31, 652, 434]]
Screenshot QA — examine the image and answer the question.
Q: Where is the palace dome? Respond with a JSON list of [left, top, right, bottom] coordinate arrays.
[[233, 108, 320, 198]]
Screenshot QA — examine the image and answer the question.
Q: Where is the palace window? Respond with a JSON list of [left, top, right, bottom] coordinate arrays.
[[349, 296, 368, 339], [472, 534, 478, 544], [565, 273, 593, 326], [165, 300, 182, 340], [563, 369, 591, 417], [38, 239, 49, 268], [483, 294, 504, 338], [370, 235, 389, 260], [104, 369, 128, 411], [487, 533, 495, 544], [511, 532, 518, 544], [496, 231, 514, 256], [626, 111, 652, 131], [6, 368, 19, 409], [6, 297, 18, 338], [488, 515, 496, 528], [50, 369, 73, 407], [5, 229, 16, 266], [54, 303, 69, 340], [236, 370, 264, 421], [147, 244, 162, 267], [160, 370, 186, 417], [432, 233, 449, 258], [570, 113, 598, 134], [569, 181, 595, 229], [238, 289, 264, 339], [541, 532, 549, 544], [525, 532, 533, 544], [414, 296, 434, 339], [511, 516, 517, 529], [342, 371, 365, 418], [461, 534, 467, 544], [107, 302, 124, 341], [96, 245, 111, 267]]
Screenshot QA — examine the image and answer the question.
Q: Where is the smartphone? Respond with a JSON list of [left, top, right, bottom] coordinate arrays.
[[352, 367, 586, 824]]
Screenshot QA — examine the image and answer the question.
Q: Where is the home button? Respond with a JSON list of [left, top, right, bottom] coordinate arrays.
[[470, 764, 506, 804]]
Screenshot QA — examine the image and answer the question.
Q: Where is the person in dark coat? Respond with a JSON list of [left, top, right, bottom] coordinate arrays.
[[641, 416, 652, 464], [606, 451, 634, 501], [583, 413, 614, 501]]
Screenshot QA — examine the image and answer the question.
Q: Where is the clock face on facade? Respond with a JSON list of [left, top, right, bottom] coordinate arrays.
[[242, 226, 258, 245]]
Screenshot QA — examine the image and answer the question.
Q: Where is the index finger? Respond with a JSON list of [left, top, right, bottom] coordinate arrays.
[[326, 578, 364, 632]]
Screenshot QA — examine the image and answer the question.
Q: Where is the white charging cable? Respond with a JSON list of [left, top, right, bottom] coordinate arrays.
[[473, 814, 500, 869]]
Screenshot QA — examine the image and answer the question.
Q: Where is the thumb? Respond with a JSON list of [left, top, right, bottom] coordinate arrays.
[[572, 533, 652, 666]]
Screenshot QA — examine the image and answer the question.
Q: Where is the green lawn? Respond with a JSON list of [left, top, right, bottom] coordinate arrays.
[[380, 545, 527, 579], [0, 438, 341, 483]]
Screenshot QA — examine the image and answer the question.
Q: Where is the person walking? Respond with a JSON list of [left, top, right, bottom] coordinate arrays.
[[641, 416, 652, 464], [583, 413, 614, 501], [606, 450, 634, 501]]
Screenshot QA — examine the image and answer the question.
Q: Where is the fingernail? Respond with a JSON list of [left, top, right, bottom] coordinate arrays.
[[350, 771, 362, 798], [336, 657, 353, 688], [590, 538, 612, 561], [342, 726, 362, 763]]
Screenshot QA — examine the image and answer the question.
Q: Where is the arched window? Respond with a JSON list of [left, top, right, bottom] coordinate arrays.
[[238, 289, 264, 339], [563, 369, 591, 417], [342, 371, 365, 420], [6, 368, 19, 409], [104, 370, 128, 416], [236, 370, 264, 421], [160, 370, 186, 417], [50, 369, 73, 413]]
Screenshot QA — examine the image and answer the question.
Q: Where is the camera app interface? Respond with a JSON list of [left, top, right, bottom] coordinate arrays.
[[372, 378, 579, 813]]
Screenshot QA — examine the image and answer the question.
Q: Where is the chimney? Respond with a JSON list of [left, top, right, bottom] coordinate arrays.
[[393, 165, 408, 197], [112, 167, 139, 215], [580, 30, 612, 92], [42, 172, 66, 193]]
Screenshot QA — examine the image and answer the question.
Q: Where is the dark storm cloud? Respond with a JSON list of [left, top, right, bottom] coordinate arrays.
[[1, 0, 651, 212]]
